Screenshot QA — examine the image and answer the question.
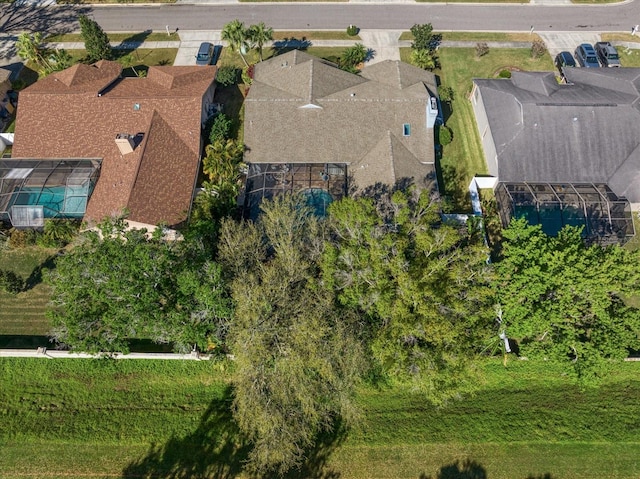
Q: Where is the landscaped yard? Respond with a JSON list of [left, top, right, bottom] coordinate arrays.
[[400, 47, 554, 210], [0, 247, 57, 336], [1, 357, 639, 478]]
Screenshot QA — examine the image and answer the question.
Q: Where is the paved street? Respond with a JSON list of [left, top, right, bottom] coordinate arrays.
[[2, 1, 639, 35]]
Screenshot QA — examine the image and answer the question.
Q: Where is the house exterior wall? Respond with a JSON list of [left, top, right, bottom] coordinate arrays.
[[471, 85, 499, 177], [201, 81, 217, 125]]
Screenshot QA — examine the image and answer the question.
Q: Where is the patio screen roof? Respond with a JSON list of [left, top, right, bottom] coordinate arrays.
[[0, 158, 101, 227], [495, 182, 635, 243]]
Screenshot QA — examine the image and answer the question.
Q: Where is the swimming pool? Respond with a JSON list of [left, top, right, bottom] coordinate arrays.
[[10, 185, 89, 217]]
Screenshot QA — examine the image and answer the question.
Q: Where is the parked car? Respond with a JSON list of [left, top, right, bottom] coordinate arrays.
[[574, 44, 600, 68], [555, 51, 576, 80], [594, 42, 621, 67], [195, 42, 214, 66]]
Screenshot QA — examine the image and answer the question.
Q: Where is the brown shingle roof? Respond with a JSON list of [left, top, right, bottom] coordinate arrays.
[[244, 52, 437, 191], [12, 61, 216, 227]]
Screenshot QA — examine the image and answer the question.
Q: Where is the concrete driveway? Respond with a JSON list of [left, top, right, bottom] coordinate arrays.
[[538, 32, 601, 59], [173, 30, 222, 66]]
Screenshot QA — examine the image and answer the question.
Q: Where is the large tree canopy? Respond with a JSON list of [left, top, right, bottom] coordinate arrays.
[[78, 14, 111, 62], [494, 219, 640, 383], [46, 218, 231, 353], [218, 195, 363, 474], [321, 190, 494, 403]]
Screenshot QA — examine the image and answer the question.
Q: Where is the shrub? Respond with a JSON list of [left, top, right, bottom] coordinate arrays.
[[476, 42, 490, 58], [346, 24, 359, 36], [207, 113, 233, 144], [216, 66, 240, 87], [498, 69, 512, 78], [241, 64, 254, 85], [340, 43, 367, 70], [531, 40, 547, 59], [37, 219, 79, 248], [8, 228, 38, 248], [439, 85, 454, 103], [439, 125, 452, 146], [0, 269, 23, 294]]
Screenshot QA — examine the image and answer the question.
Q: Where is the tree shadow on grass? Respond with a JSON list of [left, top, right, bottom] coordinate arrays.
[[271, 39, 312, 56], [121, 387, 250, 479], [23, 254, 56, 291], [419, 459, 487, 479], [282, 419, 347, 479], [122, 389, 348, 479]]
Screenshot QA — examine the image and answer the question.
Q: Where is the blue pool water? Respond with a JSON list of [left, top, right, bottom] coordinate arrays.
[[303, 188, 333, 217], [11, 185, 89, 217]]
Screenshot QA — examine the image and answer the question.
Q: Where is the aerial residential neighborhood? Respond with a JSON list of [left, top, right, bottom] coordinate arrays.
[[1, 1, 640, 478]]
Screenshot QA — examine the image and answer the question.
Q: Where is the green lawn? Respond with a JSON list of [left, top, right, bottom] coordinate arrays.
[[617, 47, 640, 67], [400, 32, 542, 42], [46, 31, 180, 43], [273, 30, 361, 41], [1, 358, 639, 478], [219, 46, 350, 69], [0, 247, 57, 336], [421, 47, 554, 210], [65, 48, 178, 74]]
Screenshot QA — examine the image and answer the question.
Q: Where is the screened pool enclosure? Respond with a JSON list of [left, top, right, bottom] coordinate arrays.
[[495, 182, 635, 242], [0, 159, 101, 228]]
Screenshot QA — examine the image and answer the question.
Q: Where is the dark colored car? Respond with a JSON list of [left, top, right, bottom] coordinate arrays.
[[555, 51, 576, 79], [574, 44, 600, 68], [594, 42, 621, 67], [195, 42, 214, 66]]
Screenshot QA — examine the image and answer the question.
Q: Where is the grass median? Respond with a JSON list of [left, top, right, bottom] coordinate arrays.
[[1, 357, 639, 478]]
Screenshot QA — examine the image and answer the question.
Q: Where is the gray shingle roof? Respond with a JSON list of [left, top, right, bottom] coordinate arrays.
[[474, 69, 640, 203], [244, 50, 438, 191]]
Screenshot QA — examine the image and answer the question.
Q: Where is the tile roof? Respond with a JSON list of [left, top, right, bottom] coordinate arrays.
[[12, 60, 217, 227], [244, 50, 438, 191], [473, 69, 640, 203]]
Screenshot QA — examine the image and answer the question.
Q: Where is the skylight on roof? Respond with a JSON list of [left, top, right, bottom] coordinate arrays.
[[403, 124, 411, 136]]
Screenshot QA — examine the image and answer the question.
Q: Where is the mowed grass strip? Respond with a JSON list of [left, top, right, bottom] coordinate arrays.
[[1, 358, 640, 478], [0, 247, 57, 335], [46, 31, 181, 43], [399, 31, 542, 42], [273, 30, 361, 41]]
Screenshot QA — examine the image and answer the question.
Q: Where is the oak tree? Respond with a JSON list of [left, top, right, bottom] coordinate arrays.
[[494, 219, 640, 383]]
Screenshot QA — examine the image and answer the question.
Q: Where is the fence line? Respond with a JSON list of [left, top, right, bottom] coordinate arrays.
[[0, 348, 210, 360]]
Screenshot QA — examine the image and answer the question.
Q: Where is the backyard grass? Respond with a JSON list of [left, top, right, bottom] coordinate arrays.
[[0, 247, 57, 336], [1, 358, 639, 478], [409, 47, 554, 210], [400, 31, 542, 42], [46, 31, 180, 43]]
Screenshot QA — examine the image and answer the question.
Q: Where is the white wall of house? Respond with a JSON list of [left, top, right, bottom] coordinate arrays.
[[470, 85, 499, 177]]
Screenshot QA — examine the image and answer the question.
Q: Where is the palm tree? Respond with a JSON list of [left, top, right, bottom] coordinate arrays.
[[203, 139, 245, 185], [411, 48, 437, 71], [16, 32, 53, 75], [339, 43, 367, 72], [221, 19, 250, 67], [248, 22, 273, 62]]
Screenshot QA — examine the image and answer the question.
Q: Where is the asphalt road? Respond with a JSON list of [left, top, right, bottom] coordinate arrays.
[[1, 1, 638, 34]]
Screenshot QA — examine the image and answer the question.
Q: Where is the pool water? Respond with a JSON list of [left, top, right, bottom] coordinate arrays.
[[11, 185, 89, 217], [303, 188, 333, 217]]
